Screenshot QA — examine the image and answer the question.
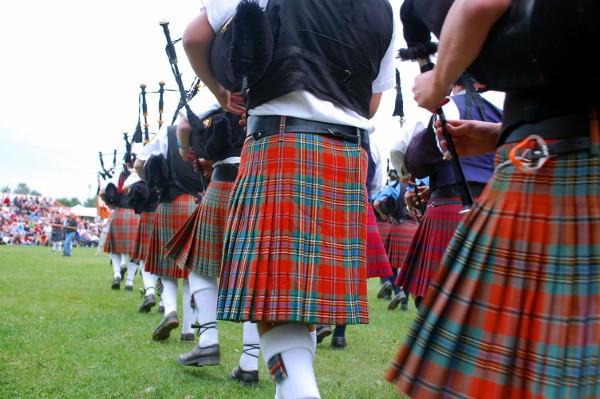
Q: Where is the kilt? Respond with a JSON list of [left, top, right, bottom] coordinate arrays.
[[396, 197, 472, 298], [385, 219, 418, 268], [51, 228, 63, 242], [104, 207, 140, 254], [377, 220, 391, 244], [131, 211, 156, 262], [387, 138, 600, 399], [217, 132, 369, 325], [366, 203, 393, 278], [144, 193, 197, 279], [165, 179, 234, 277]]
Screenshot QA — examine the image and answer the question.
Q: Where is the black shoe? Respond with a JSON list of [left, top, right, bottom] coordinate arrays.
[[231, 366, 259, 385], [388, 291, 407, 310], [180, 333, 195, 343], [177, 344, 220, 367], [125, 285, 133, 291], [111, 277, 121, 290], [152, 311, 179, 341], [120, 267, 126, 281], [331, 336, 347, 349], [316, 325, 332, 344], [138, 294, 156, 313], [157, 305, 165, 314], [377, 281, 393, 299]]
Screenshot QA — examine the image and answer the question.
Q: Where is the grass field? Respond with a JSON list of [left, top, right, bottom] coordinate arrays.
[[0, 246, 413, 399]]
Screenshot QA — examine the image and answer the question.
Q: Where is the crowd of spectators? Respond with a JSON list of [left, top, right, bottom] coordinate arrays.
[[0, 194, 101, 247]]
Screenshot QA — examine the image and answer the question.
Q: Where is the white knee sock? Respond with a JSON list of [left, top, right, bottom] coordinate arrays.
[[140, 264, 157, 296], [181, 279, 194, 335], [188, 271, 218, 347], [126, 261, 137, 287], [111, 254, 122, 278], [240, 322, 260, 371], [260, 324, 321, 399], [310, 330, 317, 351], [160, 277, 178, 315]]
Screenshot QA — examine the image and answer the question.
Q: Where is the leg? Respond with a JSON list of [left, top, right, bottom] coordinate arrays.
[[152, 276, 179, 341], [231, 321, 260, 385], [177, 272, 220, 366], [259, 323, 321, 399]]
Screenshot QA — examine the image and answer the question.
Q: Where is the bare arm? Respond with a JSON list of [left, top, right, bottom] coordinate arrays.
[[413, 0, 511, 111], [182, 11, 245, 115]]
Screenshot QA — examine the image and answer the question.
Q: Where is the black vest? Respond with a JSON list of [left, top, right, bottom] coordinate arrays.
[[247, 0, 393, 118], [166, 126, 204, 200]]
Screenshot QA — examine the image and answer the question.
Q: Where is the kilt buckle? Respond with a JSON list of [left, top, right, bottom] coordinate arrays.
[[508, 135, 549, 174]]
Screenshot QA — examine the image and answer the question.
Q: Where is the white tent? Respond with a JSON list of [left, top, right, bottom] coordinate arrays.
[[70, 204, 97, 218]]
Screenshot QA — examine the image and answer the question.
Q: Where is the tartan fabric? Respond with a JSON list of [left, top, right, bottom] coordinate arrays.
[[385, 219, 418, 268], [387, 136, 600, 399], [164, 179, 234, 277], [131, 211, 156, 262], [144, 193, 197, 279], [104, 207, 140, 254], [267, 353, 288, 383], [366, 203, 393, 278], [377, 220, 391, 244], [217, 131, 369, 325], [396, 198, 472, 298], [163, 205, 201, 271]]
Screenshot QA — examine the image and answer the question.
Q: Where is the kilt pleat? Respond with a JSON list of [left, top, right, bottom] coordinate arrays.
[[385, 220, 418, 268], [217, 132, 369, 325], [366, 204, 393, 278], [377, 220, 392, 244], [104, 207, 140, 254], [144, 193, 197, 278], [387, 140, 600, 399], [396, 199, 468, 298], [164, 179, 234, 277], [131, 211, 156, 262], [163, 205, 201, 271]]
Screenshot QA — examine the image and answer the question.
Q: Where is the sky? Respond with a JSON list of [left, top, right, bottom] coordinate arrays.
[[0, 0, 436, 202]]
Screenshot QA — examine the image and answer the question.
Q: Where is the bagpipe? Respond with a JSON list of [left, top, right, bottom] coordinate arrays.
[[398, 0, 474, 213]]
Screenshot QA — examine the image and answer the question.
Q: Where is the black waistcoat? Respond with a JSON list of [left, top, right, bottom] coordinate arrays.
[[247, 0, 393, 118], [166, 126, 204, 200]]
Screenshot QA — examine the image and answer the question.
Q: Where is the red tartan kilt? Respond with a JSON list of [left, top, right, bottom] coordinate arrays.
[[164, 179, 233, 277], [131, 211, 156, 262], [387, 137, 600, 399], [104, 207, 140, 254], [385, 220, 418, 268], [144, 194, 197, 279], [396, 198, 467, 298], [366, 204, 392, 278], [218, 132, 369, 325]]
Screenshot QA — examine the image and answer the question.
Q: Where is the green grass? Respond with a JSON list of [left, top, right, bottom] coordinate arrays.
[[0, 246, 412, 399]]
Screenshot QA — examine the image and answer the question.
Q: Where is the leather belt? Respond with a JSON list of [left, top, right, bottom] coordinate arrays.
[[247, 116, 370, 152], [503, 113, 589, 144], [430, 182, 487, 199], [211, 164, 239, 182]]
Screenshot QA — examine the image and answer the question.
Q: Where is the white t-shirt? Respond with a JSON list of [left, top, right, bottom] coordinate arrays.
[[201, 0, 397, 132]]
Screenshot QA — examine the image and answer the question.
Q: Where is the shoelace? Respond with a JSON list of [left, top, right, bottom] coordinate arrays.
[[191, 321, 218, 338]]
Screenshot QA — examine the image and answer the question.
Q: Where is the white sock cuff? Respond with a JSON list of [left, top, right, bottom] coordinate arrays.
[[188, 271, 217, 296], [260, 324, 314, 363], [243, 322, 260, 345]]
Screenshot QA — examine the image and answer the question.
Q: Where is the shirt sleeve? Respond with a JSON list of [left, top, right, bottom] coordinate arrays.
[[136, 130, 168, 161]]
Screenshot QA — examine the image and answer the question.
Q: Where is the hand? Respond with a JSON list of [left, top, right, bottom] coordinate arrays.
[[435, 119, 501, 158], [193, 158, 214, 179], [214, 87, 246, 116], [416, 185, 430, 203], [412, 71, 450, 113]]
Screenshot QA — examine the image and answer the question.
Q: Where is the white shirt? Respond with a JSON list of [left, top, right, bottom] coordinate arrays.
[[202, 0, 397, 132]]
